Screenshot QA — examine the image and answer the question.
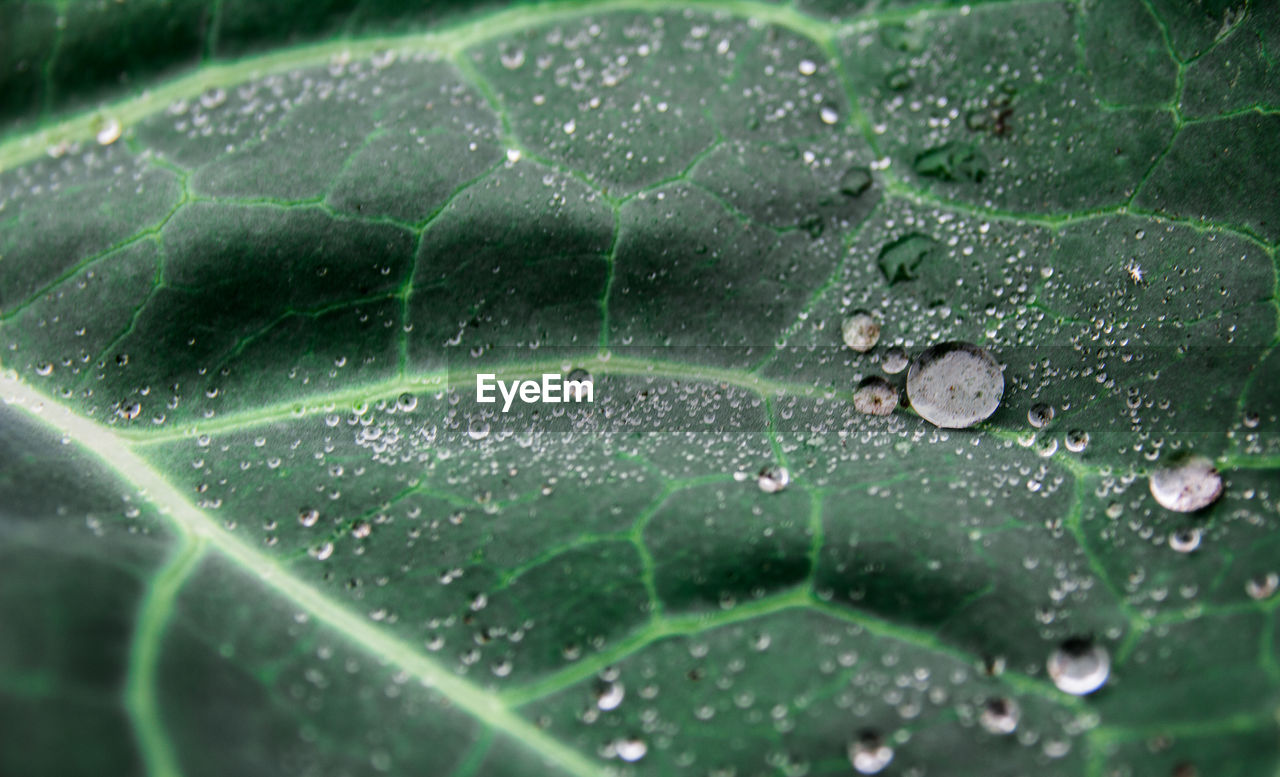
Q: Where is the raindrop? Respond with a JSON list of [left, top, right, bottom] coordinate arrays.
[[499, 47, 526, 69], [1064, 429, 1089, 453], [1168, 527, 1201, 553], [310, 541, 334, 561], [615, 737, 647, 762], [798, 59, 817, 76], [566, 368, 593, 401], [757, 466, 790, 493], [35, 363, 54, 377], [468, 419, 491, 441], [820, 106, 839, 125], [351, 521, 372, 539], [593, 678, 625, 711], [1149, 454, 1223, 513], [881, 347, 908, 375], [396, 392, 417, 412], [95, 117, 122, 146], [1027, 403, 1054, 428], [299, 508, 320, 527], [1047, 638, 1109, 695], [877, 233, 938, 284], [199, 88, 227, 109], [841, 311, 881, 352], [1246, 572, 1278, 601], [1243, 411, 1260, 429], [853, 376, 898, 417], [906, 342, 1004, 429], [847, 731, 893, 775], [979, 697, 1020, 735]]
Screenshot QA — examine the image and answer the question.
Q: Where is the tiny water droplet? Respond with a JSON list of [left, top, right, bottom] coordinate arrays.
[[841, 311, 880, 352], [1168, 527, 1201, 553], [396, 392, 417, 412], [1047, 638, 1109, 695], [1149, 454, 1223, 513], [757, 466, 790, 493], [848, 731, 893, 774], [979, 697, 1020, 734], [95, 117, 122, 146], [35, 363, 54, 377], [881, 347, 908, 375], [615, 737, 647, 762], [1246, 572, 1278, 600], [593, 678, 625, 710], [853, 376, 898, 417], [310, 541, 334, 561], [906, 342, 1003, 429], [820, 106, 839, 125], [299, 508, 320, 527], [1027, 403, 1054, 428], [1064, 429, 1090, 453], [798, 59, 817, 75]]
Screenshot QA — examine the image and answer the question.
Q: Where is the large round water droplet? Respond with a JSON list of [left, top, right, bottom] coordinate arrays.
[[906, 342, 1003, 429], [848, 731, 893, 774], [1047, 639, 1109, 695], [881, 347, 908, 375], [841, 311, 880, 352], [1027, 403, 1054, 428], [853, 376, 897, 416], [1149, 454, 1223, 513], [593, 678, 625, 710]]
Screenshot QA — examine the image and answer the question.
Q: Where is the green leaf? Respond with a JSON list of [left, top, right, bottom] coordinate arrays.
[[1, 1, 1278, 776]]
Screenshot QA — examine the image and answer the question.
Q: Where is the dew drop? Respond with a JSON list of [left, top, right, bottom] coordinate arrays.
[[1168, 527, 1201, 553], [35, 363, 54, 377], [299, 508, 320, 527], [1064, 429, 1090, 453], [820, 106, 839, 125], [881, 347, 908, 375], [593, 678, 625, 711], [757, 466, 790, 493], [853, 376, 898, 417], [979, 697, 1020, 735], [566, 368, 593, 401], [1047, 638, 1109, 695], [396, 392, 417, 412], [847, 731, 893, 774], [798, 59, 817, 76], [468, 419, 491, 441], [1027, 403, 1054, 428], [95, 117, 122, 146], [615, 737, 647, 762], [905, 342, 1004, 429], [499, 47, 526, 69], [199, 88, 227, 109], [841, 311, 881, 352], [1149, 454, 1223, 513], [1246, 572, 1278, 601], [310, 541, 334, 561]]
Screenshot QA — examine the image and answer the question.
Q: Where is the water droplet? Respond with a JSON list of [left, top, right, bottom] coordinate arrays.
[[798, 59, 817, 76], [199, 87, 227, 109], [1047, 638, 1109, 695], [299, 508, 320, 527], [563, 119, 576, 135], [906, 342, 1004, 429], [468, 419, 491, 441], [757, 466, 790, 493], [848, 731, 893, 774], [351, 521, 372, 539], [615, 737, 647, 762], [979, 697, 1020, 734], [881, 347, 908, 375], [500, 47, 526, 69], [1246, 572, 1278, 600], [396, 392, 417, 412], [877, 233, 938, 284], [310, 541, 334, 561], [839, 166, 873, 197], [841, 311, 881, 352], [820, 106, 839, 125], [1149, 454, 1223, 513], [1243, 411, 1260, 429], [35, 363, 54, 377], [566, 368, 593, 402], [1027, 403, 1054, 428], [853, 376, 898, 417], [1064, 429, 1090, 453], [1168, 527, 1201, 553], [95, 117, 121, 146], [593, 678, 625, 710], [119, 402, 142, 420]]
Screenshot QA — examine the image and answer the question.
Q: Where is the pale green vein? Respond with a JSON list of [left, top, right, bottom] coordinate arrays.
[[126, 536, 205, 777], [0, 368, 606, 777]]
